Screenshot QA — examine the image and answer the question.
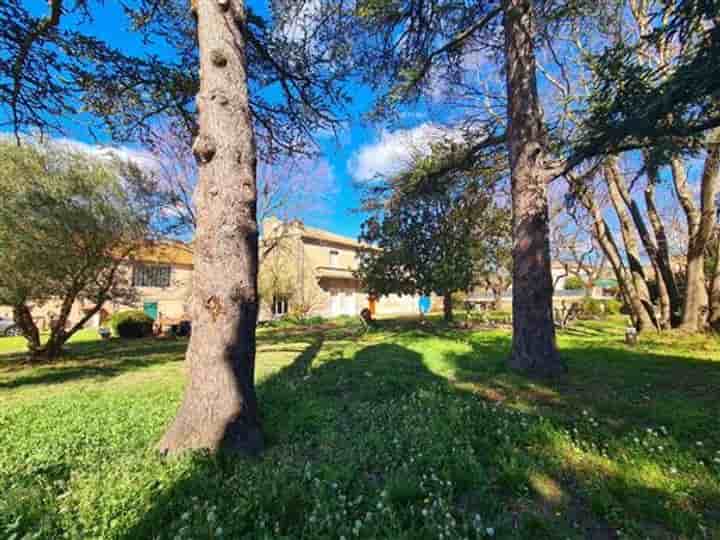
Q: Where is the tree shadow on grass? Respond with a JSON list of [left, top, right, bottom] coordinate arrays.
[[114, 330, 716, 540], [443, 333, 720, 442], [0, 338, 187, 390]]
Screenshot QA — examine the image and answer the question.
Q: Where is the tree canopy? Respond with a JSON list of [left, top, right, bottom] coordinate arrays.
[[0, 140, 152, 358], [358, 142, 509, 321]]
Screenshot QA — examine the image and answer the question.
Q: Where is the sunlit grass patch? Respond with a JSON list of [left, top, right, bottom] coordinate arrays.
[[0, 317, 718, 539]]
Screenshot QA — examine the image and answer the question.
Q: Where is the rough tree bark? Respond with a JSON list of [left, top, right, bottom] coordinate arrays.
[[504, 0, 565, 376], [672, 148, 720, 331], [710, 234, 720, 329], [12, 303, 41, 351], [644, 166, 682, 326], [607, 156, 676, 328], [158, 0, 263, 455], [604, 159, 658, 331]]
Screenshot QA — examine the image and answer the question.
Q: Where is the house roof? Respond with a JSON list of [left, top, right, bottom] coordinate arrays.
[[315, 267, 360, 280], [300, 224, 367, 250], [261, 216, 379, 251], [127, 241, 193, 266]]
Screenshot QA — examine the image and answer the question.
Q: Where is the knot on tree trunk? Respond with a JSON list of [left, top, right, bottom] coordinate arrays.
[[230, 284, 257, 303], [205, 295, 223, 321], [210, 49, 228, 67], [193, 134, 217, 164], [211, 92, 230, 106]]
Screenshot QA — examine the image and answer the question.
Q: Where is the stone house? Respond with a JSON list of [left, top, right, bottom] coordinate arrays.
[[1, 220, 428, 330], [259, 217, 423, 319], [0, 241, 193, 330]]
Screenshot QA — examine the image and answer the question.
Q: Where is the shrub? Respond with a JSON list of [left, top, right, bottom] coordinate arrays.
[[564, 276, 585, 290], [604, 299, 622, 315], [451, 290, 467, 307], [110, 310, 154, 338], [580, 298, 604, 318]]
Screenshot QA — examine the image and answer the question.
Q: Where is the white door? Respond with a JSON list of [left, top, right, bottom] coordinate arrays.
[[342, 292, 357, 315], [329, 292, 341, 316]]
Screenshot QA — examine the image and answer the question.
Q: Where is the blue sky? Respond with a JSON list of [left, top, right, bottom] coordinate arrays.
[[11, 1, 703, 248], [12, 0, 452, 241]]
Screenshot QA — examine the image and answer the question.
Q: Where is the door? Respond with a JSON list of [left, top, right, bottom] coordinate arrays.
[[342, 292, 357, 315], [143, 301, 159, 321], [329, 292, 341, 316]]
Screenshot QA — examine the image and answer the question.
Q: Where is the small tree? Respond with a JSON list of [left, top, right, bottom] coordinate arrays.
[[358, 159, 505, 322], [0, 141, 149, 359]]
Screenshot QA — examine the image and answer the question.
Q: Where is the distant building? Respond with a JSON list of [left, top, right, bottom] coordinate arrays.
[[0, 240, 193, 330], [0, 220, 429, 330], [468, 260, 616, 310], [259, 217, 426, 319]]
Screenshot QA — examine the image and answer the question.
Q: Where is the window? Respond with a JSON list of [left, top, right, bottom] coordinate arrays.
[[272, 295, 289, 316], [133, 265, 171, 288], [329, 249, 339, 267]]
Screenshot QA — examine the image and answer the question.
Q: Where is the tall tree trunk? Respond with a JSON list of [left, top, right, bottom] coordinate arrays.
[[158, 0, 262, 456], [608, 157, 674, 328], [644, 173, 682, 326], [672, 148, 720, 331], [503, 0, 564, 376], [579, 190, 655, 331], [710, 234, 720, 330], [604, 159, 658, 331], [443, 293, 453, 322], [654, 262, 672, 329], [12, 303, 41, 352]]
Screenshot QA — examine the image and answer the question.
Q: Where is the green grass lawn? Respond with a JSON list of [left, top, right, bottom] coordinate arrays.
[[0, 318, 719, 539]]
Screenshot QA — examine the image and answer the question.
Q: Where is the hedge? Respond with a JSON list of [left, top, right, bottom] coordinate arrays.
[[110, 310, 154, 338]]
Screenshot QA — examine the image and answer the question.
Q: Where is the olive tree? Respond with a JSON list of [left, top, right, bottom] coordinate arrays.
[[0, 141, 149, 359]]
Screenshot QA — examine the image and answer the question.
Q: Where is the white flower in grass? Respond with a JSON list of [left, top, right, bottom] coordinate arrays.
[[486, 527, 495, 536], [696, 441, 704, 447]]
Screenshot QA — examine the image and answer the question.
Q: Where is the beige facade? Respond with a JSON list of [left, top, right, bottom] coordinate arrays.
[[1, 223, 430, 330], [0, 242, 193, 330], [259, 218, 422, 319]]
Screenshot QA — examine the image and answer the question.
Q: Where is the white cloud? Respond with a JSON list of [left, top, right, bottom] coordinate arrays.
[[51, 137, 157, 170], [0, 132, 160, 171], [349, 123, 456, 181]]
